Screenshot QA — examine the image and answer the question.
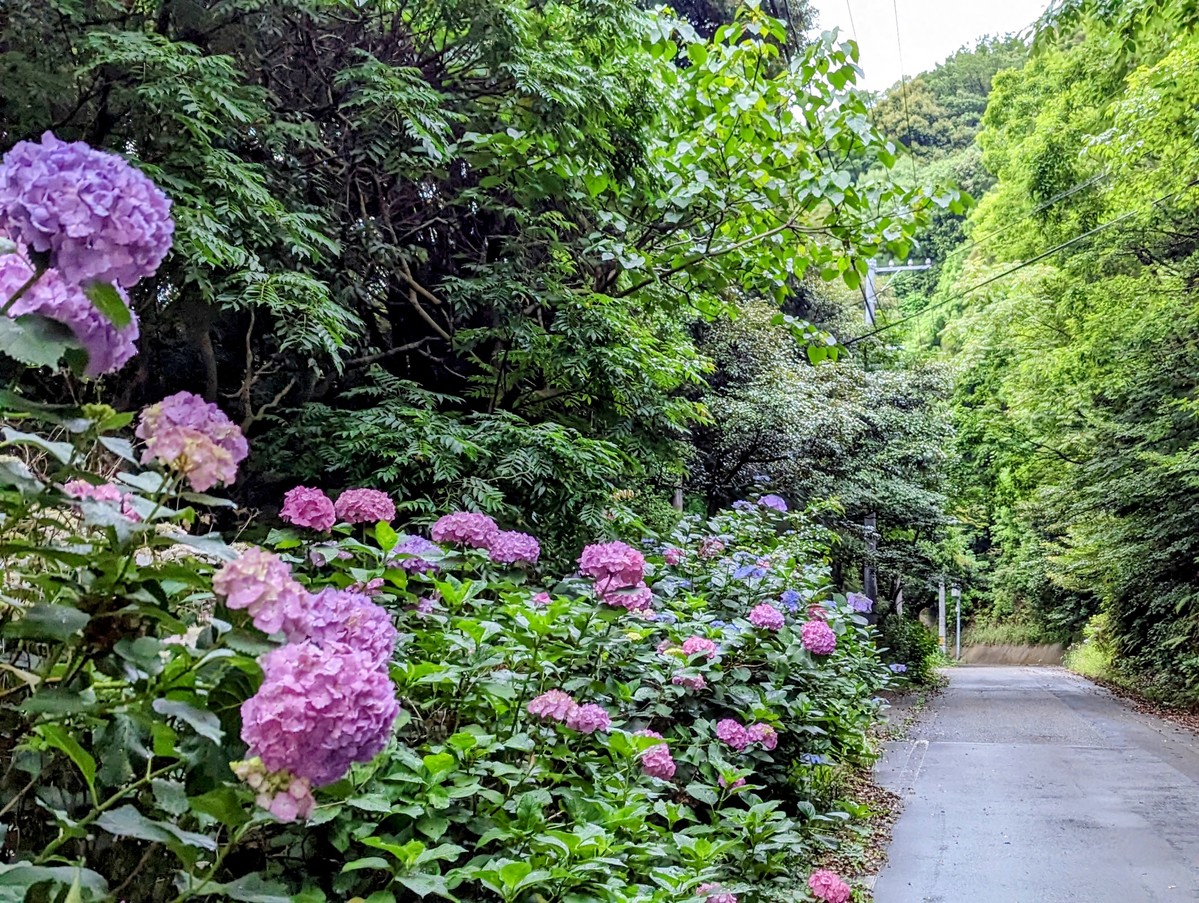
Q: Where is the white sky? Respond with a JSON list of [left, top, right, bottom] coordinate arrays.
[[811, 0, 1051, 91]]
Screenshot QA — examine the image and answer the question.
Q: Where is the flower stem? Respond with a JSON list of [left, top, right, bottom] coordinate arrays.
[[0, 267, 46, 316]]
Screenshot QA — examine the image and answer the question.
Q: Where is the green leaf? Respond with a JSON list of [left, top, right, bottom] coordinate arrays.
[[395, 874, 455, 899], [3, 603, 90, 641], [0, 315, 77, 369], [376, 520, 399, 552], [95, 805, 217, 851], [35, 723, 96, 800], [83, 282, 132, 328], [190, 787, 252, 828], [0, 864, 107, 901], [193, 873, 291, 902], [1, 427, 74, 465], [152, 698, 225, 744], [686, 782, 719, 805], [686, 43, 709, 67], [341, 857, 392, 873]]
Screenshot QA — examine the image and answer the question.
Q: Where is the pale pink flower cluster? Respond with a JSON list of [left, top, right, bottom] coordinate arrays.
[[391, 535, 440, 573], [601, 583, 654, 612], [664, 547, 684, 565], [334, 488, 395, 524], [303, 588, 396, 668], [527, 691, 612, 734], [697, 538, 725, 559], [231, 758, 315, 823], [431, 511, 499, 548], [801, 619, 837, 655], [748, 603, 785, 631], [697, 883, 738, 903], [213, 548, 309, 639], [280, 486, 335, 531], [638, 730, 676, 780], [808, 870, 852, 903], [488, 530, 540, 565], [62, 479, 140, 520], [136, 391, 248, 492], [808, 604, 829, 621], [530, 592, 552, 607]]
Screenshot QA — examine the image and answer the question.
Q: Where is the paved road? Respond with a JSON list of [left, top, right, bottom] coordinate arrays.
[[873, 666, 1199, 903]]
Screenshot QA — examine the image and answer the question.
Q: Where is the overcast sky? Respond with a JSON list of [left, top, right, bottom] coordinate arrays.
[[811, 0, 1051, 91]]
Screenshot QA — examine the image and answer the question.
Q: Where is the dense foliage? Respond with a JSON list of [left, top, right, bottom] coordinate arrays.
[[0, 0, 950, 555], [898, 0, 1199, 702]]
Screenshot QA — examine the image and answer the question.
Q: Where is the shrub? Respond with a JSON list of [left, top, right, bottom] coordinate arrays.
[[877, 613, 941, 685]]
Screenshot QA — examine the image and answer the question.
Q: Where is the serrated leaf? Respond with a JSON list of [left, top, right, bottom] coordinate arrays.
[[0, 315, 77, 369]]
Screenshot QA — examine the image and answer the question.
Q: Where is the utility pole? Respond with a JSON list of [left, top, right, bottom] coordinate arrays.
[[861, 258, 931, 607], [938, 575, 947, 655], [952, 583, 962, 660]]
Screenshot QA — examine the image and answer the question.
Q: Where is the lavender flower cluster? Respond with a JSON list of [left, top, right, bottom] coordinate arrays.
[[136, 391, 248, 492], [0, 132, 176, 375]]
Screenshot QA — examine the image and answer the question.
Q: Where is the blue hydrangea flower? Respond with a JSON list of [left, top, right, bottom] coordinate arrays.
[[800, 754, 827, 766], [733, 565, 756, 580], [847, 592, 873, 613], [780, 589, 801, 612], [732, 500, 753, 511], [889, 663, 908, 673], [711, 619, 726, 628]]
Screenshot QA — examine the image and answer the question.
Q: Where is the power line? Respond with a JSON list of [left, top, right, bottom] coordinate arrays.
[[843, 177, 1199, 347], [890, 0, 919, 180], [844, 0, 859, 43]]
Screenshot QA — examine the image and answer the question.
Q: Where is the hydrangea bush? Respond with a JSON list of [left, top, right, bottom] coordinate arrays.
[[0, 135, 889, 901]]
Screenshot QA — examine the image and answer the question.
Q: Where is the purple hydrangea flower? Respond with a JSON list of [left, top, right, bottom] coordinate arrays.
[[0, 251, 138, 375], [638, 730, 676, 779], [431, 511, 499, 548], [889, 663, 908, 674], [136, 391, 248, 492], [800, 753, 828, 765], [801, 620, 837, 656], [0, 132, 173, 287], [716, 718, 749, 751], [846, 591, 873, 613], [746, 723, 779, 751], [780, 589, 801, 612], [213, 547, 310, 639], [565, 703, 612, 734], [527, 689, 577, 721], [732, 500, 753, 511], [681, 636, 717, 657], [757, 494, 788, 512], [240, 641, 399, 786], [578, 541, 645, 594], [62, 478, 140, 520], [599, 581, 654, 611], [302, 588, 397, 668], [391, 535, 440, 573], [698, 883, 738, 903], [748, 603, 785, 631], [280, 486, 336, 531], [664, 547, 684, 565], [334, 488, 395, 524], [672, 672, 707, 691], [488, 530, 540, 565]]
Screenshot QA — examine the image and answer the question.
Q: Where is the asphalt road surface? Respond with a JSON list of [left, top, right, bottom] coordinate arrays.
[[873, 666, 1199, 903]]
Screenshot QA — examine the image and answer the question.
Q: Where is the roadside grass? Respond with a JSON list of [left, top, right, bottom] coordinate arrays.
[[963, 619, 1060, 647]]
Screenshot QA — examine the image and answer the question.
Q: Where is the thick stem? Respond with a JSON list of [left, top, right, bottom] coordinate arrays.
[[0, 267, 46, 315]]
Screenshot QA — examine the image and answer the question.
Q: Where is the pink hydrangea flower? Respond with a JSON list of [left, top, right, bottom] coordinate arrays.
[[531, 592, 552, 606], [349, 577, 385, 597], [334, 488, 395, 524], [390, 535, 440, 573], [718, 775, 747, 790], [747, 723, 778, 751], [565, 703, 612, 734], [681, 636, 717, 657], [697, 884, 738, 903], [414, 598, 438, 618], [136, 391, 248, 492], [62, 479, 140, 520], [302, 588, 397, 668], [807, 604, 829, 621], [801, 620, 837, 655], [578, 541, 645, 593], [716, 718, 749, 751], [488, 530, 541, 565], [748, 603, 785, 631], [808, 870, 851, 903], [0, 131, 174, 288], [657, 639, 679, 655], [431, 511, 500, 548], [664, 547, 684, 566], [638, 730, 676, 780], [280, 486, 335, 531], [241, 641, 399, 787], [0, 251, 138, 375], [527, 690, 577, 722], [213, 547, 309, 638], [697, 538, 725, 559], [672, 672, 707, 691], [599, 582, 654, 611]]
